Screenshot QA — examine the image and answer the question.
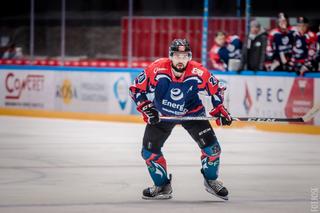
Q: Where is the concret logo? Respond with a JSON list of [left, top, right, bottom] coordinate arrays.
[[56, 79, 77, 104], [5, 72, 45, 99], [170, 88, 183, 101], [113, 77, 129, 110], [243, 82, 253, 115]]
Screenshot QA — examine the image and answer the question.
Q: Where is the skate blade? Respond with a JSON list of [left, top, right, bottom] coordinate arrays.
[[142, 194, 172, 200], [205, 188, 229, 201]]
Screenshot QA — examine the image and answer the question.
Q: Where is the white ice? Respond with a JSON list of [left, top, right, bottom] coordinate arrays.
[[0, 116, 319, 213]]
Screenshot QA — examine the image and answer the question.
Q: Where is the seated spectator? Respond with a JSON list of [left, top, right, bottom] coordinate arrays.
[[2, 43, 22, 59], [289, 16, 317, 75], [209, 31, 242, 71], [316, 24, 320, 71], [241, 19, 268, 71], [265, 12, 295, 71]]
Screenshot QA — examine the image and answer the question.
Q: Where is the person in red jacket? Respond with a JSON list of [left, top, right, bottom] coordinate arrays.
[[129, 39, 232, 200]]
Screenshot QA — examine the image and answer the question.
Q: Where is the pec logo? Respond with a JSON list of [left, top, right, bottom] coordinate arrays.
[[170, 88, 184, 101]]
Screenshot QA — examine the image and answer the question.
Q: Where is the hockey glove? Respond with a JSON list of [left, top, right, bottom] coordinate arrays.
[[209, 104, 232, 126], [137, 100, 160, 125]]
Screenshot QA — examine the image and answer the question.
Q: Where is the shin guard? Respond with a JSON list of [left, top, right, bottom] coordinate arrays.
[[201, 143, 221, 180], [142, 148, 169, 186]]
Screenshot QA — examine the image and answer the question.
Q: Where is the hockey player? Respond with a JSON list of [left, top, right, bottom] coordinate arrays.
[[209, 31, 242, 71], [316, 25, 320, 71], [129, 39, 232, 200], [265, 12, 295, 71], [290, 16, 317, 75]]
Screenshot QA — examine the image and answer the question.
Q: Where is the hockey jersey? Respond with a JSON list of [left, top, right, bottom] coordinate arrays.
[[316, 32, 320, 65], [266, 27, 295, 64], [291, 30, 317, 63], [129, 58, 225, 117], [209, 35, 242, 71]]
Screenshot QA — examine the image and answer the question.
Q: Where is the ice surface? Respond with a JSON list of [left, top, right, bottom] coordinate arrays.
[[0, 116, 319, 213]]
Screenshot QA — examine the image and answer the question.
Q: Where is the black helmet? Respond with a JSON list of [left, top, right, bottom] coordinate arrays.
[[297, 16, 309, 24], [169, 39, 192, 58]]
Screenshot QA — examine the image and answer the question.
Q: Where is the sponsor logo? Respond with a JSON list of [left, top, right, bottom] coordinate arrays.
[[113, 77, 129, 110], [137, 71, 146, 84], [56, 79, 77, 104], [282, 36, 289, 45], [227, 44, 235, 52], [153, 67, 167, 73], [296, 39, 302, 48], [243, 83, 253, 115], [5, 72, 45, 99], [170, 88, 184, 101], [285, 78, 314, 124], [162, 99, 186, 113], [191, 67, 204, 76]]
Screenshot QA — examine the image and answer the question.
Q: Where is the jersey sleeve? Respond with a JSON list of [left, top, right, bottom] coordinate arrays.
[[307, 32, 317, 61], [129, 63, 157, 105], [199, 69, 225, 108]]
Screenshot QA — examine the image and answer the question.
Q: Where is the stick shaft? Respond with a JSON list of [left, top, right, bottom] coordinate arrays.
[[160, 116, 304, 122], [159, 103, 320, 123]]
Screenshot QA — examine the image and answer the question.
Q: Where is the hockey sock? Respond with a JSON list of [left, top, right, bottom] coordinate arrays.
[[141, 148, 169, 186], [201, 143, 221, 180]]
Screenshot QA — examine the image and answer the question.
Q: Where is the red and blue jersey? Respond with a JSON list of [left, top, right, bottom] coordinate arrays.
[[209, 35, 242, 71], [316, 32, 320, 63], [291, 30, 317, 64], [129, 58, 225, 116], [266, 27, 295, 63]]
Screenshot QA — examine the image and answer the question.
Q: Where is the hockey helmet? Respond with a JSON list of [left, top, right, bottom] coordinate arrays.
[[169, 39, 192, 58]]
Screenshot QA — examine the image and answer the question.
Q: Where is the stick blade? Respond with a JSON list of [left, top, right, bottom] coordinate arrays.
[[302, 103, 320, 122]]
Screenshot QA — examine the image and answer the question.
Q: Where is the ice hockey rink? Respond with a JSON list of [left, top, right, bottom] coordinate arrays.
[[0, 116, 319, 213]]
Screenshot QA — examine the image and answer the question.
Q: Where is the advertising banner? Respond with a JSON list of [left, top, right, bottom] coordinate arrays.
[[54, 71, 135, 114], [213, 75, 316, 125], [0, 69, 55, 110], [0, 67, 319, 125]]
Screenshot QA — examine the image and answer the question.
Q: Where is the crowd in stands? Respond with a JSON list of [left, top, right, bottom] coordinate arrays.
[[209, 12, 320, 75]]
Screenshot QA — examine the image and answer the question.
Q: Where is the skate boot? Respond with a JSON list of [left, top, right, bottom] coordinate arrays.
[[142, 174, 172, 200], [201, 169, 229, 200]]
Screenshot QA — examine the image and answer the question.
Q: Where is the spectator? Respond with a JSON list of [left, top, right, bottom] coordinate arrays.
[[209, 31, 242, 71], [2, 43, 22, 59], [316, 24, 320, 71], [289, 16, 317, 75], [241, 19, 268, 71], [265, 12, 295, 71]]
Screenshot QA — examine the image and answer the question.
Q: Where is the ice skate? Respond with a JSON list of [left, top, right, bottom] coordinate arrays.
[[201, 169, 229, 200], [142, 175, 172, 200]]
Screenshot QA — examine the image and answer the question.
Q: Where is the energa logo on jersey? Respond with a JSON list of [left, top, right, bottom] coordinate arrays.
[[170, 88, 184, 101]]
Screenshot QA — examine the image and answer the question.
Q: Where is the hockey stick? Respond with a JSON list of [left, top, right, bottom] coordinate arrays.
[[160, 103, 320, 123]]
